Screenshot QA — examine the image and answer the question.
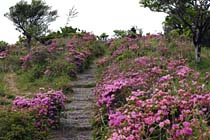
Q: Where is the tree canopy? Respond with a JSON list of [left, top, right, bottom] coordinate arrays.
[[140, 0, 210, 63], [5, 0, 57, 52]]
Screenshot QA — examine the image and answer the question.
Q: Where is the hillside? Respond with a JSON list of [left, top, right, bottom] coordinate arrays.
[[93, 34, 210, 140], [0, 32, 210, 139]]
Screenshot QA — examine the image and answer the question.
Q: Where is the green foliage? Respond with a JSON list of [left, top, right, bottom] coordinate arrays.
[[140, 0, 210, 63], [48, 58, 76, 77], [0, 41, 8, 52], [0, 110, 45, 140], [113, 27, 142, 39], [98, 33, 109, 41], [5, 0, 58, 51], [0, 74, 5, 97], [40, 26, 78, 43], [116, 50, 135, 61], [113, 30, 128, 38], [0, 55, 20, 73], [90, 41, 107, 57]]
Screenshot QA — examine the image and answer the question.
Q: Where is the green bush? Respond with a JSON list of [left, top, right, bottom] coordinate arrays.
[[0, 110, 46, 140], [90, 41, 106, 57], [48, 58, 76, 77], [0, 55, 21, 73], [39, 26, 78, 43], [0, 41, 8, 52]]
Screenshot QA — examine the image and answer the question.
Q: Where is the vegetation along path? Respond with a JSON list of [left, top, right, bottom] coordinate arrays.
[[50, 62, 97, 140]]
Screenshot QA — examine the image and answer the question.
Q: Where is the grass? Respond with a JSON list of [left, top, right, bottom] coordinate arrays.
[[188, 47, 210, 72], [0, 74, 5, 96], [0, 73, 16, 106], [16, 72, 72, 94]]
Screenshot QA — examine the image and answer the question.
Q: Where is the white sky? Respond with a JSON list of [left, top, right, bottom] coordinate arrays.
[[0, 0, 166, 44]]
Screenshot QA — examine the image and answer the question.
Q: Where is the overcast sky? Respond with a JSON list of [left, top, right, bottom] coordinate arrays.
[[0, 0, 166, 44]]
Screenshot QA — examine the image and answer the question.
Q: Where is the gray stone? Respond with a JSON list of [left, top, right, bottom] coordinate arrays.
[[50, 62, 97, 140]]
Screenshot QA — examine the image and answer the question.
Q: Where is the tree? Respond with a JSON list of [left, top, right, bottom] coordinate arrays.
[[113, 30, 128, 38], [99, 33, 109, 41], [65, 6, 78, 26], [140, 0, 210, 63], [0, 41, 8, 52], [5, 0, 57, 52]]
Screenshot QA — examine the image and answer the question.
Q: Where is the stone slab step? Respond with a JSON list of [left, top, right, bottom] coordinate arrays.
[[49, 130, 92, 140], [61, 118, 92, 130], [72, 88, 94, 93], [65, 101, 95, 110], [65, 110, 94, 117], [71, 82, 96, 88]]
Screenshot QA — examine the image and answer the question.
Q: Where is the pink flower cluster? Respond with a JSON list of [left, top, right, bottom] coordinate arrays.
[[12, 89, 66, 130], [19, 53, 32, 70], [96, 56, 109, 66], [82, 32, 96, 41], [108, 38, 140, 59], [0, 51, 7, 59], [47, 40, 57, 53], [95, 54, 210, 139], [66, 35, 92, 72]]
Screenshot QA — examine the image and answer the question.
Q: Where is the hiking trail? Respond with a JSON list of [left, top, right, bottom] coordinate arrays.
[[50, 63, 97, 140]]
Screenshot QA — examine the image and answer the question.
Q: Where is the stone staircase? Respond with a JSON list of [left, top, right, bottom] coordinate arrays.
[[50, 64, 96, 140]]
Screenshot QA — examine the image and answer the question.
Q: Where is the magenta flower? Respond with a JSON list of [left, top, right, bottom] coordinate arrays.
[[183, 121, 191, 127], [181, 127, 193, 135], [144, 116, 155, 125], [158, 74, 173, 83], [159, 122, 165, 128]]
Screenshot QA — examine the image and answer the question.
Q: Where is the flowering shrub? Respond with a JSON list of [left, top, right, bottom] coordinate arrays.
[[12, 89, 66, 131], [0, 51, 7, 59], [19, 53, 32, 70], [94, 35, 210, 139], [82, 32, 96, 41], [47, 39, 57, 53], [65, 34, 97, 72]]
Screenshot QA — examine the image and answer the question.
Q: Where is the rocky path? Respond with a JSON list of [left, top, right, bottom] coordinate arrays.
[[50, 63, 97, 140]]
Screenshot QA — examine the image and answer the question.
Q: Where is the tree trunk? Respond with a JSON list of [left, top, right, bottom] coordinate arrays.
[[195, 44, 201, 63], [26, 38, 31, 53]]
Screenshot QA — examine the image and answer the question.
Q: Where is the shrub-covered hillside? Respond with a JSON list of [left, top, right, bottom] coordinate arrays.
[[93, 34, 210, 140], [0, 31, 106, 104], [0, 30, 106, 139]]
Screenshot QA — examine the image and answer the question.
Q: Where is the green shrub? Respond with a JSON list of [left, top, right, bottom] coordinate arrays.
[[116, 50, 135, 61], [0, 110, 46, 140], [90, 41, 106, 57], [0, 41, 8, 52], [0, 55, 21, 72]]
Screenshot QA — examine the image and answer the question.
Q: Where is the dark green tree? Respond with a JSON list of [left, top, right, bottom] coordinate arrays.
[[0, 41, 8, 52], [5, 0, 57, 52], [140, 0, 210, 63], [113, 30, 128, 38], [99, 33, 109, 41]]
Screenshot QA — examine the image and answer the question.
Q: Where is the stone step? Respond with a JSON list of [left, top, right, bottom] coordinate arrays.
[[72, 87, 94, 93], [65, 109, 94, 117], [50, 62, 97, 140], [70, 96, 95, 101], [61, 118, 92, 130], [72, 87, 94, 95], [70, 89, 95, 101], [65, 101, 95, 110], [64, 114, 93, 120], [71, 81, 96, 88], [77, 73, 95, 79], [49, 130, 92, 140]]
